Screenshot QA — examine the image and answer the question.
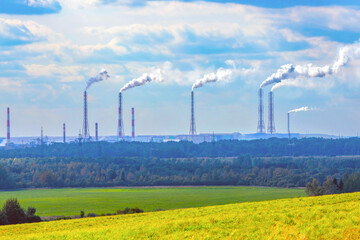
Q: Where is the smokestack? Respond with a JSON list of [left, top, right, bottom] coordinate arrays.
[[257, 88, 265, 133], [6, 107, 10, 145], [189, 91, 196, 136], [95, 122, 98, 141], [41, 126, 43, 145], [63, 123, 66, 143], [131, 108, 135, 139], [83, 91, 90, 140], [267, 91, 275, 134], [288, 112, 291, 139], [118, 92, 124, 138]]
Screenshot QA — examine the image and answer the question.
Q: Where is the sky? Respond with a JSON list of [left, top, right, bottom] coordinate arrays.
[[1, 0, 360, 137]]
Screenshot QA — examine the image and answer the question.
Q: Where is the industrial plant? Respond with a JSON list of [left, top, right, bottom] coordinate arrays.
[[2, 41, 359, 147]]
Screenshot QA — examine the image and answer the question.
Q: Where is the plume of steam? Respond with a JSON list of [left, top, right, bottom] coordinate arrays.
[[192, 67, 232, 90], [85, 69, 110, 90], [120, 68, 163, 92], [288, 106, 315, 113], [260, 41, 360, 90]]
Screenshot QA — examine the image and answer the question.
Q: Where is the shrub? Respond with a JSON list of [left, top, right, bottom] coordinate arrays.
[[26, 207, 41, 223], [80, 211, 85, 218], [0, 211, 8, 225], [2, 198, 26, 224], [117, 207, 143, 214]]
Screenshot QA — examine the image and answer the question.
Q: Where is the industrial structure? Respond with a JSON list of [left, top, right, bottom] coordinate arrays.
[[41, 127, 44, 145], [190, 91, 196, 136], [63, 123, 66, 143], [267, 91, 275, 134], [118, 92, 124, 138], [82, 91, 90, 140], [6, 107, 10, 145], [131, 108, 135, 139], [257, 88, 265, 133], [287, 112, 291, 139], [95, 122, 98, 141]]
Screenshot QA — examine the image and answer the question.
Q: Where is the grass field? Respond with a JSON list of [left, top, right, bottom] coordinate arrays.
[[0, 186, 305, 216], [0, 192, 359, 239]]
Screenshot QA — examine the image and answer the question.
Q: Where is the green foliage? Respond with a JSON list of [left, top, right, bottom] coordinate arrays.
[[116, 207, 143, 214], [0, 164, 14, 189], [2, 137, 360, 159], [0, 199, 41, 225], [2, 198, 26, 224], [0, 211, 8, 225], [305, 179, 323, 196], [305, 171, 360, 196], [2, 155, 360, 189]]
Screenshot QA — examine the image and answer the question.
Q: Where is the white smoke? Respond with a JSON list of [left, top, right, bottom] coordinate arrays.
[[192, 67, 232, 90], [288, 106, 315, 113], [120, 68, 163, 92], [261, 40, 360, 90], [85, 69, 110, 90]]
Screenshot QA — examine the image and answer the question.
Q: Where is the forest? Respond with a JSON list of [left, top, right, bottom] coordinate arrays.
[[2, 137, 360, 158], [1, 138, 360, 191], [0, 155, 360, 191]]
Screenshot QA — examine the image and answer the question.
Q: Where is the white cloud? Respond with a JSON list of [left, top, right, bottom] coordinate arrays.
[[0, 18, 61, 44]]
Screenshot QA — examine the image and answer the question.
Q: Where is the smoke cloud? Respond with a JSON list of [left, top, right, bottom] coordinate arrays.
[[192, 67, 232, 90], [288, 106, 315, 113], [120, 68, 163, 92], [85, 69, 110, 90], [260, 41, 360, 90]]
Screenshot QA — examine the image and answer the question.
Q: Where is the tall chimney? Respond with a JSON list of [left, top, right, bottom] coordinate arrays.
[[82, 91, 90, 140], [288, 112, 291, 139], [257, 88, 265, 133], [131, 107, 135, 139], [118, 92, 124, 138], [6, 107, 10, 145], [41, 126, 43, 145], [63, 123, 66, 143], [95, 122, 98, 141], [267, 91, 276, 134], [189, 91, 196, 136]]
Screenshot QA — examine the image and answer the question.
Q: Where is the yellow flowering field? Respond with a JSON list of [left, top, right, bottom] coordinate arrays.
[[0, 192, 359, 240]]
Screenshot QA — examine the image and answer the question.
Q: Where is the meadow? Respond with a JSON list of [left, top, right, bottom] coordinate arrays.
[[0, 186, 305, 216], [0, 192, 359, 239]]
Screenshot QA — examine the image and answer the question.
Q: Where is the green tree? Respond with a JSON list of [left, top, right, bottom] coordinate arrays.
[[2, 198, 26, 224], [322, 176, 338, 195], [305, 179, 323, 196], [0, 211, 8, 225]]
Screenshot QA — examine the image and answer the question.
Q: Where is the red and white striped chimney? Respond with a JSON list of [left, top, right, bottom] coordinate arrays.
[[6, 107, 10, 145], [131, 107, 135, 139]]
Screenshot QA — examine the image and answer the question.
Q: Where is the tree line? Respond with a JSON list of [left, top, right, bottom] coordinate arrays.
[[306, 171, 360, 196], [1, 155, 360, 189], [2, 137, 360, 159]]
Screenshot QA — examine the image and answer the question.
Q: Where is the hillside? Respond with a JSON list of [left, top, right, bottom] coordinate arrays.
[[0, 192, 359, 239], [0, 187, 305, 216]]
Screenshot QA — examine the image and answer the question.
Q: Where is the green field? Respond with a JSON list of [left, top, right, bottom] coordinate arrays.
[[0, 187, 305, 216], [0, 192, 359, 240]]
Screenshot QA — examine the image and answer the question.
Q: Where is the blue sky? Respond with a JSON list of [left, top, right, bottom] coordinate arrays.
[[1, 0, 360, 137]]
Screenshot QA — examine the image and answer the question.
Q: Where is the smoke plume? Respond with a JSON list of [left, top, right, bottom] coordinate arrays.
[[120, 68, 163, 92], [260, 41, 360, 90], [192, 67, 232, 90], [85, 69, 110, 90], [288, 106, 315, 113]]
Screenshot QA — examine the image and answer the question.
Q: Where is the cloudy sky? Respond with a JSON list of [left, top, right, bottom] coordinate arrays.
[[1, 0, 360, 137]]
